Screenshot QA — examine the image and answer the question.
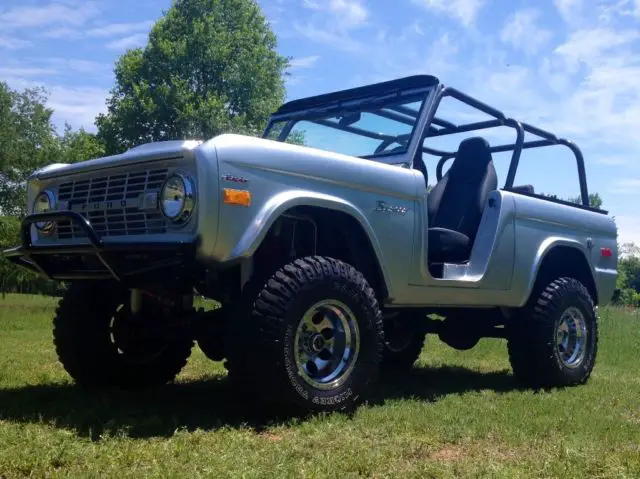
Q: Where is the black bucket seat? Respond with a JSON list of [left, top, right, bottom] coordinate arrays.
[[426, 136, 498, 264]]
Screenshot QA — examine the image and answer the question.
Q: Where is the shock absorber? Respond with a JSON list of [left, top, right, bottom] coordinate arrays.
[[131, 288, 143, 315]]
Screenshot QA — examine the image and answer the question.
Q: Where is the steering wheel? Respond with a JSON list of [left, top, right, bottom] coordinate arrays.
[[374, 133, 411, 154]]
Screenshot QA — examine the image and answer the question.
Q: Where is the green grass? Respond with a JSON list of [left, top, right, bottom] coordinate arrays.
[[0, 294, 639, 478]]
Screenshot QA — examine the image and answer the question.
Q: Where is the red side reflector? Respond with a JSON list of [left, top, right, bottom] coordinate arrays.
[[601, 247, 612, 257]]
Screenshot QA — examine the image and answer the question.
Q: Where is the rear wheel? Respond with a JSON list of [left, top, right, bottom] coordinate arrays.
[[507, 277, 598, 388], [53, 282, 194, 389], [225, 256, 384, 413]]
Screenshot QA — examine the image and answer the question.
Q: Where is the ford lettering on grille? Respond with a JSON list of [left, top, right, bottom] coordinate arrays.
[[55, 168, 169, 239], [58, 192, 159, 213]]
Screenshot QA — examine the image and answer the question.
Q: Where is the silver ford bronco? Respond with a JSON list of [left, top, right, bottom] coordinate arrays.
[[3, 75, 618, 413]]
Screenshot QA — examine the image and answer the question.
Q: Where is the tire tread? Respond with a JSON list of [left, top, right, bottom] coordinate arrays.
[[507, 276, 598, 388], [225, 256, 384, 412]]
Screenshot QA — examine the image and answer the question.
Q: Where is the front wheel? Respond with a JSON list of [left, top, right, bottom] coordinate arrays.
[[225, 256, 384, 413], [53, 282, 194, 389], [507, 277, 598, 388]]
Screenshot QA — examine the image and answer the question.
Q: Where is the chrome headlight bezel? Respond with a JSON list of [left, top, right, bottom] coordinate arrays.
[[32, 190, 56, 234], [159, 173, 195, 225]]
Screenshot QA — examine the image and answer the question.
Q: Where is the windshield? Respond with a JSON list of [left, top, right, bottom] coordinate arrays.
[[264, 89, 430, 160]]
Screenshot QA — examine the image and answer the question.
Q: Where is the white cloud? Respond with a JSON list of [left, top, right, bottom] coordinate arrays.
[[86, 21, 154, 38], [0, 67, 57, 77], [416, 33, 461, 78], [294, 23, 363, 53], [412, 0, 485, 27], [554, 0, 583, 23], [595, 155, 632, 166], [285, 75, 308, 87], [303, 0, 368, 28], [41, 21, 153, 42], [612, 215, 640, 246], [106, 33, 148, 51], [289, 55, 320, 68], [611, 179, 640, 194], [538, 57, 571, 94], [0, 1, 100, 31], [1, 58, 110, 82], [3, 75, 107, 132], [41, 27, 81, 40], [47, 85, 108, 132], [329, 0, 368, 28], [347, 27, 463, 87], [500, 9, 553, 55], [297, 0, 369, 51], [0, 36, 31, 49], [44, 58, 110, 75], [405, 21, 425, 37], [554, 28, 639, 69]]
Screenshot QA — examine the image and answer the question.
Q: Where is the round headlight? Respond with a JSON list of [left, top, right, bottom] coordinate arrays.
[[33, 191, 55, 233], [160, 174, 195, 223]]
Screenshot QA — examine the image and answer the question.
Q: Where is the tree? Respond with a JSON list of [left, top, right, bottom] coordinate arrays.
[[0, 82, 105, 296], [0, 84, 104, 217], [0, 82, 59, 216], [568, 192, 603, 209], [57, 123, 106, 164], [96, 0, 290, 154]]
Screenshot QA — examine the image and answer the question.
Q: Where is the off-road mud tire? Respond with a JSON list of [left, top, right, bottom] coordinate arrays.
[[53, 282, 194, 389], [224, 256, 384, 413], [507, 277, 598, 388]]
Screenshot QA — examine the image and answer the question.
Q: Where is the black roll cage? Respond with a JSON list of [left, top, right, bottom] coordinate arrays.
[[420, 86, 590, 208], [263, 75, 593, 209]]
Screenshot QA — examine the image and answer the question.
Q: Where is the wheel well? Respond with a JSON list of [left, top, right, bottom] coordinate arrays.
[[251, 206, 389, 301], [532, 246, 598, 304]]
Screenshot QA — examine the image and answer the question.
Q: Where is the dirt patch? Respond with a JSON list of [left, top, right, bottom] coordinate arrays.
[[625, 411, 640, 424], [428, 445, 466, 463], [259, 432, 284, 442]]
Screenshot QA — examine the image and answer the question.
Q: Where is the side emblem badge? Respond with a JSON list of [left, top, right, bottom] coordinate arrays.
[[221, 174, 249, 184], [375, 200, 408, 216]]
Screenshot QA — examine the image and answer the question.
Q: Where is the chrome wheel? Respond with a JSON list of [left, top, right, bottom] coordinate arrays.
[[293, 299, 360, 390], [555, 306, 588, 368]]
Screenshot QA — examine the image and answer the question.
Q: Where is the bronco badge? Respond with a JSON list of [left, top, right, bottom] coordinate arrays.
[[375, 200, 408, 216]]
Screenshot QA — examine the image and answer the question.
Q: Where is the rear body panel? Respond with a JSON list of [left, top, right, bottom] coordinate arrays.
[[399, 189, 617, 307]]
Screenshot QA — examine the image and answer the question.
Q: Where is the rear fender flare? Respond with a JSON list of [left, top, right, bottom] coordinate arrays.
[[525, 236, 596, 302]]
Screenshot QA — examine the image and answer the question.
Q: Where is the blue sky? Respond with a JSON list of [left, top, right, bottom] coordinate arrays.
[[1, 0, 640, 245]]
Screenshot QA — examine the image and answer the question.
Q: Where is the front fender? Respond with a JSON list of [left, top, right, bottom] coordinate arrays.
[[224, 190, 392, 291]]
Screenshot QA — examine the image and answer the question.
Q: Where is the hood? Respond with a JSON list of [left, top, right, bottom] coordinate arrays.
[[31, 139, 204, 181]]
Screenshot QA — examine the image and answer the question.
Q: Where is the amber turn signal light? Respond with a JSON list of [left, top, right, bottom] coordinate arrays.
[[223, 188, 251, 206]]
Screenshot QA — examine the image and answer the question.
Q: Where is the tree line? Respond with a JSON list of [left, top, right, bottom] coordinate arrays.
[[2, 0, 640, 306]]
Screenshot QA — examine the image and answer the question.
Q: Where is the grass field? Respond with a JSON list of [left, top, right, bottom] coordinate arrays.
[[0, 293, 638, 477]]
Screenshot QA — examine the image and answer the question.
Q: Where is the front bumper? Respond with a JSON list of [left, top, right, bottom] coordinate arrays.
[[2, 211, 197, 282]]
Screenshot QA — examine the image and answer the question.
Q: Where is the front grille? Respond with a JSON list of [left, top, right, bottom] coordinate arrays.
[[55, 167, 170, 239]]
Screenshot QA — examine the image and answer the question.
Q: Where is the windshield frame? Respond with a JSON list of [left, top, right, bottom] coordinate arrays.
[[263, 82, 438, 165]]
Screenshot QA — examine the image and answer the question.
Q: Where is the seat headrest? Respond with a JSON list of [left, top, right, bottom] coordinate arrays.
[[449, 136, 493, 176]]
